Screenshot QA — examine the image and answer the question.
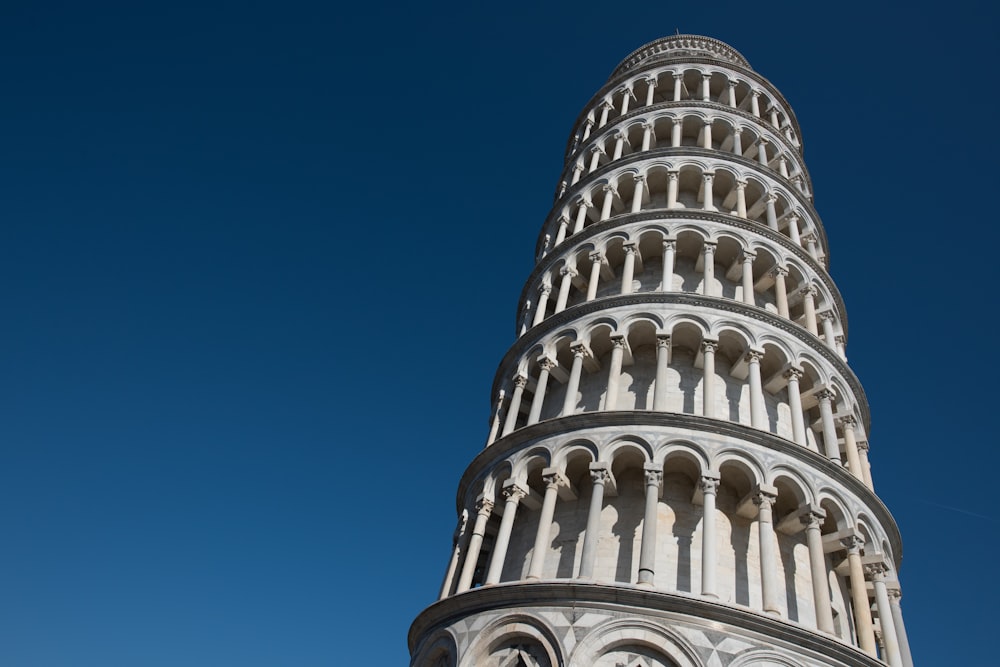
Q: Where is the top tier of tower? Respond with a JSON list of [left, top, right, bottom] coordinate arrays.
[[613, 35, 753, 75]]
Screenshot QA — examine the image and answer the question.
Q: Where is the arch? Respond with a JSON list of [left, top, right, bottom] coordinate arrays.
[[569, 618, 703, 667], [464, 613, 563, 667], [728, 650, 806, 667], [412, 629, 458, 667]]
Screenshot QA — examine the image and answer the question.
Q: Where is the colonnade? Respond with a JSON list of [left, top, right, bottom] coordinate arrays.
[[526, 239, 843, 358], [571, 66, 800, 159], [562, 113, 807, 205], [443, 461, 908, 665]]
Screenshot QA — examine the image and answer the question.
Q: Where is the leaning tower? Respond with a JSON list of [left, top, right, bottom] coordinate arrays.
[[409, 35, 914, 667]]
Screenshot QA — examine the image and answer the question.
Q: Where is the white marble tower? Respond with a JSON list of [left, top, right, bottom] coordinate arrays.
[[409, 35, 913, 667]]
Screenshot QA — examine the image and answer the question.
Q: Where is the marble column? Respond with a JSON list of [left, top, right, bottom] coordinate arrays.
[[765, 194, 778, 230], [802, 285, 818, 335], [666, 171, 679, 208], [501, 375, 527, 437], [600, 185, 617, 221], [455, 497, 494, 592], [741, 250, 756, 305], [700, 474, 721, 597], [772, 266, 789, 318], [819, 311, 837, 350], [484, 482, 527, 585], [661, 240, 676, 291], [621, 243, 637, 295], [527, 357, 556, 425], [612, 132, 626, 159], [554, 216, 570, 246], [439, 513, 468, 599], [888, 587, 914, 667], [562, 343, 588, 415], [644, 78, 656, 106], [733, 126, 743, 156], [702, 172, 716, 211], [673, 73, 683, 102], [579, 464, 612, 578], [858, 441, 875, 491], [554, 266, 576, 313], [526, 469, 565, 579], [671, 118, 682, 147], [746, 349, 767, 429], [641, 122, 654, 151], [736, 180, 748, 218], [802, 509, 835, 633], [839, 416, 864, 481], [727, 79, 738, 108], [843, 536, 877, 657], [787, 214, 801, 245], [751, 91, 761, 117], [702, 339, 718, 418], [702, 242, 716, 296], [753, 487, 780, 615], [637, 465, 662, 586], [631, 175, 645, 213], [586, 252, 603, 301], [486, 389, 504, 445], [532, 283, 551, 326], [757, 138, 769, 166], [701, 74, 711, 101], [867, 563, 903, 667], [604, 335, 626, 410], [785, 367, 807, 446], [573, 199, 591, 233], [702, 119, 713, 149], [653, 334, 671, 411], [816, 389, 840, 462]]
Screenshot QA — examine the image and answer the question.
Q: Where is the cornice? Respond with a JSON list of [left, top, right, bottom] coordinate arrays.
[[558, 99, 813, 197], [613, 35, 752, 73], [544, 146, 827, 260], [522, 211, 845, 340], [455, 412, 901, 566], [409, 581, 885, 667], [497, 292, 868, 429]]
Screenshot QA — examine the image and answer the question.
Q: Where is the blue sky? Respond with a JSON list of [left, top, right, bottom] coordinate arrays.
[[1, 1, 997, 664]]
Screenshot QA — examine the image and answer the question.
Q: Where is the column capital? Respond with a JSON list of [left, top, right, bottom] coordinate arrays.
[[699, 474, 721, 495], [589, 250, 605, 263], [610, 333, 628, 349], [475, 496, 495, 515], [702, 241, 717, 254], [557, 215, 570, 226], [751, 90, 760, 98], [560, 265, 578, 277], [758, 136, 769, 146], [623, 242, 638, 255], [602, 184, 618, 196], [642, 120, 655, 131], [735, 179, 747, 190], [589, 462, 614, 486], [569, 341, 591, 358], [538, 283, 552, 296], [643, 465, 663, 487], [656, 334, 671, 349], [671, 116, 683, 126], [512, 374, 528, 389], [644, 76, 657, 87], [538, 356, 557, 372], [765, 192, 778, 203], [818, 310, 836, 322], [815, 387, 836, 402], [633, 173, 646, 184], [841, 534, 865, 554], [662, 239, 676, 251], [501, 480, 528, 504], [584, 117, 595, 127], [575, 197, 592, 209], [666, 170, 679, 181], [752, 486, 778, 508], [863, 560, 890, 581], [799, 507, 826, 530], [887, 586, 903, 602], [745, 348, 764, 364], [800, 283, 818, 297], [782, 365, 803, 381], [673, 72, 684, 81], [857, 440, 871, 452], [702, 171, 715, 181], [541, 468, 567, 490], [701, 338, 719, 353], [741, 249, 756, 262], [733, 125, 743, 134], [838, 414, 858, 428], [769, 264, 788, 278], [703, 117, 714, 126], [835, 335, 846, 346]]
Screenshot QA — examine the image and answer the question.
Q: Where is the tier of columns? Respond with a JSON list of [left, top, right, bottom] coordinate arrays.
[[489, 345, 871, 489], [442, 472, 910, 665], [529, 241, 842, 358]]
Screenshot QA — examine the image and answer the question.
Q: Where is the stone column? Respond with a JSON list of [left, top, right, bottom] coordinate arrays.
[[765, 194, 778, 230], [571, 163, 583, 185], [727, 79, 738, 108], [612, 132, 626, 160], [702, 339, 718, 418], [531, 284, 551, 326], [735, 180, 748, 218], [802, 509, 835, 633], [501, 375, 527, 436], [819, 311, 837, 350], [778, 156, 789, 177], [787, 214, 801, 245], [671, 117, 682, 147], [455, 497, 494, 592], [554, 266, 576, 313], [631, 175, 645, 212], [701, 74, 711, 101], [439, 514, 467, 599], [835, 335, 847, 360], [486, 389, 505, 445], [666, 171, 679, 208], [700, 474, 721, 597], [527, 357, 556, 425], [644, 77, 657, 106], [562, 343, 588, 415], [619, 88, 631, 115], [816, 389, 840, 462], [702, 119, 713, 149], [702, 242, 716, 296], [784, 367, 807, 446], [579, 464, 612, 578], [801, 285, 818, 335], [741, 250, 756, 305], [660, 240, 676, 291], [573, 199, 591, 233], [858, 441, 875, 491], [747, 349, 767, 429], [839, 416, 864, 481], [582, 118, 594, 140], [867, 563, 903, 667], [588, 146, 603, 173], [733, 126, 743, 156], [772, 266, 789, 318], [604, 335, 626, 410], [702, 172, 716, 211], [757, 138, 768, 166], [641, 122, 654, 151], [597, 101, 612, 128], [805, 235, 819, 261], [526, 469, 564, 579], [843, 536, 877, 657], [770, 106, 780, 128], [888, 587, 914, 667], [586, 252, 603, 301], [600, 185, 617, 220], [673, 73, 683, 101], [484, 482, 528, 585], [653, 334, 671, 410], [554, 216, 570, 246], [753, 487, 780, 615], [620, 243, 637, 295], [751, 90, 761, 117], [637, 465, 662, 586]]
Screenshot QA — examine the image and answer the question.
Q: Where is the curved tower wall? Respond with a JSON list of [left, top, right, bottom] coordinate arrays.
[[410, 35, 914, 667]]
